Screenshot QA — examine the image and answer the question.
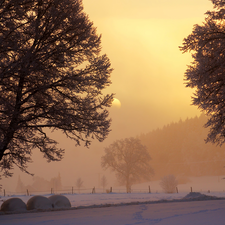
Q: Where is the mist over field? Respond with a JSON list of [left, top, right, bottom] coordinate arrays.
[[2, 113, 225, 195], [1, 0, 224, 197]]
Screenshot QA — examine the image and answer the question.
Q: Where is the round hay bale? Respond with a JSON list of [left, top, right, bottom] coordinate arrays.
[[48, 195, 71, 209], [27, 195, 53, 210], [1, 198, 27, 212]]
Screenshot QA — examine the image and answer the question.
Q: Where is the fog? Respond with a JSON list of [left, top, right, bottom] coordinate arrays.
[[1, 0, 218, 193]]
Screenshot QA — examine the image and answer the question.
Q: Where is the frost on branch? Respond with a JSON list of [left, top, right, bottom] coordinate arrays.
[[180, 0, 225, 146], [160, 175, 178, 193], [0, 0, 113, 177], [101, 137, 154, 193]]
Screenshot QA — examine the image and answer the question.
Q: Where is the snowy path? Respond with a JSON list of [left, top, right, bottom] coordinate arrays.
[[1, 199, 225, 225]]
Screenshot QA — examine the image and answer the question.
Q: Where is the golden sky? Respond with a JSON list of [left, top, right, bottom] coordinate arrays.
[[2, 0, 216, 190], [82, 0, 213, 137]]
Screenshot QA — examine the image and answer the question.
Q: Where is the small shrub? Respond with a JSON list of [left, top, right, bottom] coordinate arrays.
[[160, 175, 178, 193]]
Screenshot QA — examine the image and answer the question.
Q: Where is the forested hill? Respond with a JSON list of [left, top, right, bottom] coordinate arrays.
[[139, 114, 225, 180]]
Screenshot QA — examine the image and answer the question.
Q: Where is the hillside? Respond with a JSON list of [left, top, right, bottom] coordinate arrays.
[[139, 114, 225, 180]]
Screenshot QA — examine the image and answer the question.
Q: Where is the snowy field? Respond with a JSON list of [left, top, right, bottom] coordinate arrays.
[[1, 192, 225, 224], [1, 176, 225, 224]]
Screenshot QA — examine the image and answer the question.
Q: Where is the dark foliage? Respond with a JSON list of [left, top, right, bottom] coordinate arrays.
[[180, 0, 225, 146], [0, 0, 113, 177]]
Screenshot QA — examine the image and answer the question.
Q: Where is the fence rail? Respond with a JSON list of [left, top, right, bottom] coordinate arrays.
[[0, 186, 153, 196], [1, 185, 224, 197]]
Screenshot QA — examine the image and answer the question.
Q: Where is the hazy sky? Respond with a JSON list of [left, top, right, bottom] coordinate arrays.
[[1, 0, 215, 191], [82, 0, 213, 137]]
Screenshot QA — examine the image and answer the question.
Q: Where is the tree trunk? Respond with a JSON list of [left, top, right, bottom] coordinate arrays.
[[0, 150, 4, 161], [126, 177, 131, 193]]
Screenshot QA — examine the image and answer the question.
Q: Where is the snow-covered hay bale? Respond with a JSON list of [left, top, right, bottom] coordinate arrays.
[[48, 195, 71, 209], [27, 195, 53, 210], [1, 198, 27, 212]]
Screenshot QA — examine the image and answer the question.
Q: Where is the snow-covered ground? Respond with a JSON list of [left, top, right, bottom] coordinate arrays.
[[1, 192, 225, 224], [1, 199, 225, 225], [1, 176, 225, 224], [1, 191, 225, 208]]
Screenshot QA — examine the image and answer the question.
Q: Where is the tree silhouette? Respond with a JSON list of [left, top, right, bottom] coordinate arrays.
[[0, 0, 113, 177], [15, 175, 25, 193], [100, 175, 108, 192], [75, 177, 83, 193], [102, 137, 154, 193], [50, 173, 62, 191], [180, 0, 225, 146], [160, 175, 178, 193]]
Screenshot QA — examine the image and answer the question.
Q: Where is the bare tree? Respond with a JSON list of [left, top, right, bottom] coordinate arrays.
[[15, 175, 25, 193], [0, 0, 113, 177], [180, 0, 225, 146], [100, 175, 108, 192], [75, 177, 83, 193], [50, 173, 62, 191], [101, 137, 154, 193], [160, 175, 178, 193]]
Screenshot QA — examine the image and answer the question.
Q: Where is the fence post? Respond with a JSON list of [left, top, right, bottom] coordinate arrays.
[[72, 186, 73, 194], [92, 187, 95, 194], [148, 185, 151, 193], [176, 187, 178, 193], [4, 189, 5, 197], [190, 187, 192, 193], [110, 187, 112, 193], [26, 189, 29, 196]]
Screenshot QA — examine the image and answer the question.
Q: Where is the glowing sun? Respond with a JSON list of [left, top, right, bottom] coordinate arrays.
[[112, 98, 121, 108]]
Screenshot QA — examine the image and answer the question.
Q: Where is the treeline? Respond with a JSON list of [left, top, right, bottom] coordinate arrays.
[[139, 114, 225, 180], [16, 173, 62, 193]]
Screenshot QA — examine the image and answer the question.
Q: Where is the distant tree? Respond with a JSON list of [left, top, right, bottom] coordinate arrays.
[[28, 176, 51, 191], [101, 137, 154, 193], [15, 175, 25, 193], [100, 175, 108, 192], [160, 175, 178, 193], [0, 0, 113, 177], [50, 173, 62, 191], [75, 177, 83, 193], [180, 0, 225, 146]]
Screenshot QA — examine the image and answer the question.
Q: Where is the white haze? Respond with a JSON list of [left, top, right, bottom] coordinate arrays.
[[0, 0, 219, 193]]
